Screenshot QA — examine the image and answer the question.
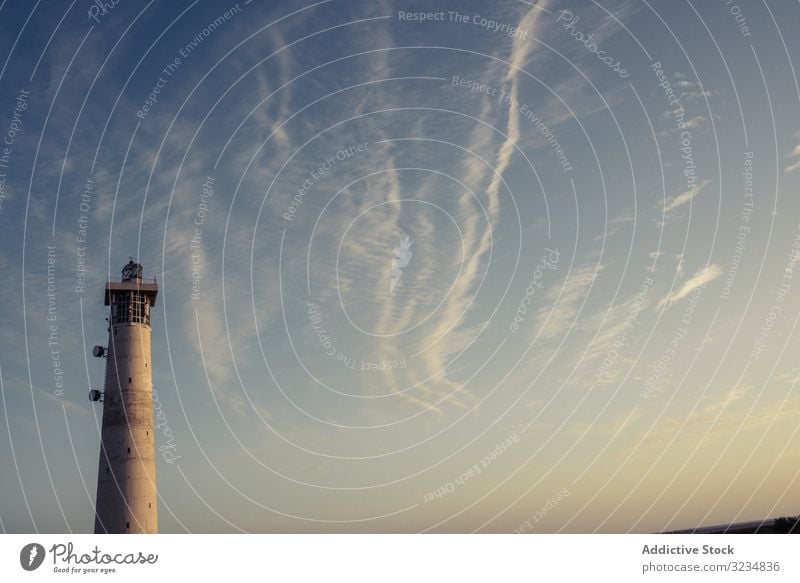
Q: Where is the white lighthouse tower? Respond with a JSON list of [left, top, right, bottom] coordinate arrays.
[[92, 260, 159, 534]]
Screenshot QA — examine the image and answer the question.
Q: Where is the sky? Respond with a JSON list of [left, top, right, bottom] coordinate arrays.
[[0, 0, 799, 534]]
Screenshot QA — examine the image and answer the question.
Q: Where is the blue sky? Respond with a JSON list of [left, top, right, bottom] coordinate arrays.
[[1, 0, 799, 533]]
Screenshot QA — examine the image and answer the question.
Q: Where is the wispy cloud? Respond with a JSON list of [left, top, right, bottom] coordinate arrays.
[[536, 262, 604, 341], [657, 264, 722, 309], [375, 1, 552, 415], [640, 388, 800, 448], [784, 142, 800, 174], [663, 179, 710, 213]]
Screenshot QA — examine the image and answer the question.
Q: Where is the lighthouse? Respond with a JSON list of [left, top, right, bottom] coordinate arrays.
[[91, 260, 158, 534]]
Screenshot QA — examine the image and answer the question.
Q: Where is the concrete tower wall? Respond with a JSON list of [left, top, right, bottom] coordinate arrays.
[[94, 318, 158, 533]]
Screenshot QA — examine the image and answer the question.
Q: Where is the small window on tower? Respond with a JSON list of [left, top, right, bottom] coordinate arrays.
[[126, 521, 130, 529], [127, 447, 130, 454], [129, 377, 132, 383]]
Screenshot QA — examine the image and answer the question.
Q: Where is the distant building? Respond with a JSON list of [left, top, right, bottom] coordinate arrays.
[[664, 516, 800, 534]]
